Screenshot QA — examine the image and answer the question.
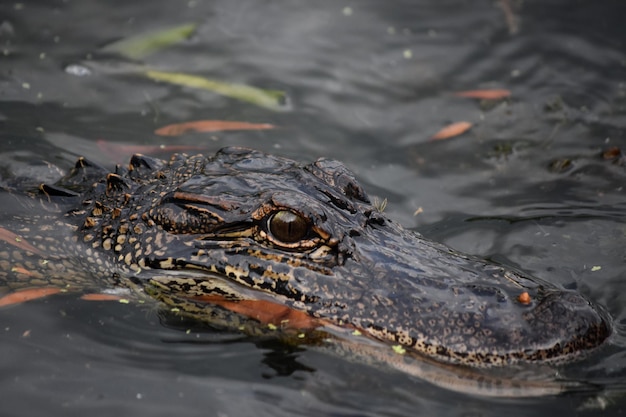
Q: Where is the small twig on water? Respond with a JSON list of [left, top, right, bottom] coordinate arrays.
[[499, 0, 519, 35]]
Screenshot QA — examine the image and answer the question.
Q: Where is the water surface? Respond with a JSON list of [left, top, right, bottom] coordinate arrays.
[[1, 1, 626, 416]]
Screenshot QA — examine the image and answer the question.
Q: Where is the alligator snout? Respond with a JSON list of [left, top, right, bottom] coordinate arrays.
[[319, 221, 612, 366], [520, 291, 611, 355]]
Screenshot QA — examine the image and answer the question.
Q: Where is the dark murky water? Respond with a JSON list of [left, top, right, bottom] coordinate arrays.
[[1, 0, 626, 415]]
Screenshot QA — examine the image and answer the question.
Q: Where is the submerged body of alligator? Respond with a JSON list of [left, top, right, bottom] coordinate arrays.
[[0, 147, 612, 396]]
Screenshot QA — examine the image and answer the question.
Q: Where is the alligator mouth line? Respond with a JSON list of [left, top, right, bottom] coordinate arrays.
[[321, 331, 590, 398], [143, 267, 327, 329], [146, 268, 587, 398]]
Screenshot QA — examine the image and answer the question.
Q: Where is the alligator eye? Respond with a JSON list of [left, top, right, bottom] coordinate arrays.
[[268, 210, 308, 243]]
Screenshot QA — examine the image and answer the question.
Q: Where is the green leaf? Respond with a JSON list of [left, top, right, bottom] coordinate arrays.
[[102, 23, 197, 60], [145, 69, 289, 111], [392, 345, 406, 355]]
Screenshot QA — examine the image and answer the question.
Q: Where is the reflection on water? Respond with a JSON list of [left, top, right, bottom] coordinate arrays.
[[1, 0, 625, 416]]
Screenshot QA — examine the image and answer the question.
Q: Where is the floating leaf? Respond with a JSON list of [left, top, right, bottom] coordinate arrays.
[[0, 288, 61, 307], [0, 227, 44, 256], [145, 70, 288, 111], [10, 266, 37, 277], [602, 147, 622, 160], [102, 23, 197, 60], [191, 295, 321, 330], [155, 120, 275, 136], [392, 345, 406, 355], [431, 121, 473, 140], [454, 89, 511, 100], [80, 293, 124, 301], [498, 0, 519, 35]]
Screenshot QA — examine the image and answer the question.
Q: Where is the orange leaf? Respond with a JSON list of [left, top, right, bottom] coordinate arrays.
[[11, 266, 37, 277], [431, 121, 473, 141], [0, 227, 44, 257], [191, 295, 322, 330], [155, 120, 276, 137], [80, 293, 124, 301], [454, 89, 511, 100], [0, 287, 61, 307]]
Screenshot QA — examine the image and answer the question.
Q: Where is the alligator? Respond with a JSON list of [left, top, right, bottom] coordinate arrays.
[[0, 146, 612, 396]]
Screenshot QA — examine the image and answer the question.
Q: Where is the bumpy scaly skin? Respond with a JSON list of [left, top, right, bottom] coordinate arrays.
[[0, 147, 611, 367]]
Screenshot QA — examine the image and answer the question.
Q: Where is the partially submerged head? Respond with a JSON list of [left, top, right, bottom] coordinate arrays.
[[76, 146, 612, 366]]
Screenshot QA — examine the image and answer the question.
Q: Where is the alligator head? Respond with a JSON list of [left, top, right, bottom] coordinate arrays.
[[64, 146, 610, 367]]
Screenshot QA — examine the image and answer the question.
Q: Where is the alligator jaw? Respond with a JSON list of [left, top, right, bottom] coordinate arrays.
[[144, 269, 592, 398]]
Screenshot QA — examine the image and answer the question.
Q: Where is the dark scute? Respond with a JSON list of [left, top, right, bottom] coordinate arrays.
[[307, 159, 370, 203], [210, 147, 296, 174], [74, 156, 107, 171], [129, 154, 163, 170], [150, 202, 222, 234], [39, 183, 80, 197], [105, 173, 131, 193], [128, 154, 166, 180], [365, 210, 385, 226], [50, 156, 109, 194]]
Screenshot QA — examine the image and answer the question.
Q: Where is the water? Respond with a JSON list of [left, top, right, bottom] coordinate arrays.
[[1, 0, 626, 415]]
